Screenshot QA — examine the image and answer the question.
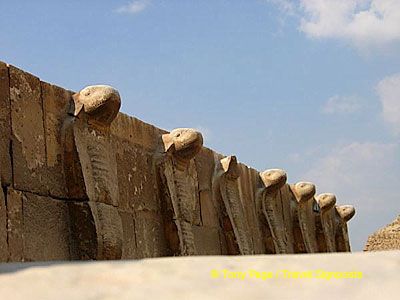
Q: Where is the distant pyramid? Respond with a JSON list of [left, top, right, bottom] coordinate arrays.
[[364, 215, 400, 251]]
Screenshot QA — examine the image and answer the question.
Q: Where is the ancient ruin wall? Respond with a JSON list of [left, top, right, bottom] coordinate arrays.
[[364, 216, 400, 251], [0, 61, 355, 262]]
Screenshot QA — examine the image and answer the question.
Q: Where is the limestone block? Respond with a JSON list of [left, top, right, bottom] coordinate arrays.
[[192, 226, 221, 255], [111, 112, 167, 152], [119, 211, 137, 259], [0, 61, 12, 186], [7, 188, 24, 261], [69, 201, 123, 260], [194, 147, 216, 192], [0, 181, 7, 261], [135, 210, 167, 258], [276, 184, 296, 253], [113, 137, 159, 212], [22, 192, 71, 261], [42, 81, 73, 198], [199, 190, 219, 227], [10, 65, 47, 195]]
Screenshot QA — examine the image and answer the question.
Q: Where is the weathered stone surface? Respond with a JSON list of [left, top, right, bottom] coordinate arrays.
[[0, 62, 12, 186], [0, 181, 7, 261], [111, 112, 166, 152], [1, 251, 399, 300], [199, 190, 219, 227], [195, 148, 219, 227], [213, 156, 253, 255], [274, 184, 296, 253], [10, 65, 47, 195], [6, 189, 24, 261], [0, 62, 359, 260], [42, 81, 73, 198], [316, 193, 337, 252], [194, 147, 216, 192], [258, 169, 288, 254], [119, 211, 137, 259], [334, 206, 353, 252], [365, 215, 400, 251], [69, 201, 123, 260], [135, 210, 167, 258], [23, 192, 71, 261], [238, 164, 265, 254], [192, 226, 221, 255], [158, 128, 203, 255], [291, 182, 318, 253], [113, 137, 159, 212], [65, 85, 121, 206]]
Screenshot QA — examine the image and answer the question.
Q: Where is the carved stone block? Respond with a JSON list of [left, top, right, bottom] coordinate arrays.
[[316, 193, 337, 252], [119, 210, 137, 259], [0, 181, 7, 261], [258, 169, 288, 254], [213, 156, 254, 255], [335, 205, 355, 252], [10, 65, 47, 195], [113, 137, 159, 211], [0, 61, 12, 186], [192, 226, 221, 255], [291, 182, 318, 253], [42, 81, 73, 198], [7, 188, 24, 261], [69, 201, 123, 260], [158, 128, 203, 256], [135, 210, 167, 258], [23, 192, 71, 261], [238, 164, 265, 254]]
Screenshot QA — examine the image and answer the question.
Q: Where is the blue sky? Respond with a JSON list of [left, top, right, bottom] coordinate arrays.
[[1, 0, 399, 251]]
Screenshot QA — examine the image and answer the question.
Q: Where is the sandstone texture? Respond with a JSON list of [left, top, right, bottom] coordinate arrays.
[[0, 61, 358, 262], [0, 251, 399, 300], [365, 215, 400, 251]]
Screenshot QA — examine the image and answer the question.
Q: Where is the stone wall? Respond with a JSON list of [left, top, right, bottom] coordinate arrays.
[[0, 61, 355, 262], [364, 216, 400, 251]]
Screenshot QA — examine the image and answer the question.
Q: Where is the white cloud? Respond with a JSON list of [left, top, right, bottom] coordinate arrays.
[[267, 0, 297, 16], [115, 0, 150, 14], [376, 73, 400, 134], [270, 0, 400, 49], [322, 95, 362, 114], [302, 142, 400, 250]]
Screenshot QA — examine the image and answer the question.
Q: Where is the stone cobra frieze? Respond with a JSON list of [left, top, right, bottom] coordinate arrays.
[[290, 182, 319, 253], [62, 85, 123, 260], [316, 193, 337, 252], [257, 169, 290, 254], [0, 61, 358, 262], [335, 205, 355, 252], [157, 128, 203, 256], [212, 155, 254, 255]]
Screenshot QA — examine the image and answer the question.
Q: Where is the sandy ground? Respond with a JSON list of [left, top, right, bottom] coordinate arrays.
[[0, 251, 399, 300]]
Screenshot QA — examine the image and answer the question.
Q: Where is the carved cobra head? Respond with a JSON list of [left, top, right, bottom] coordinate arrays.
[[220, 156, 240, 180], [292, 182, 316, 203], [260, 169, 287, 192], [72, 85, 121, 126], [336, 205, 355, 222], [316, 193, 337, 212], [162, 128, 203, 160]]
